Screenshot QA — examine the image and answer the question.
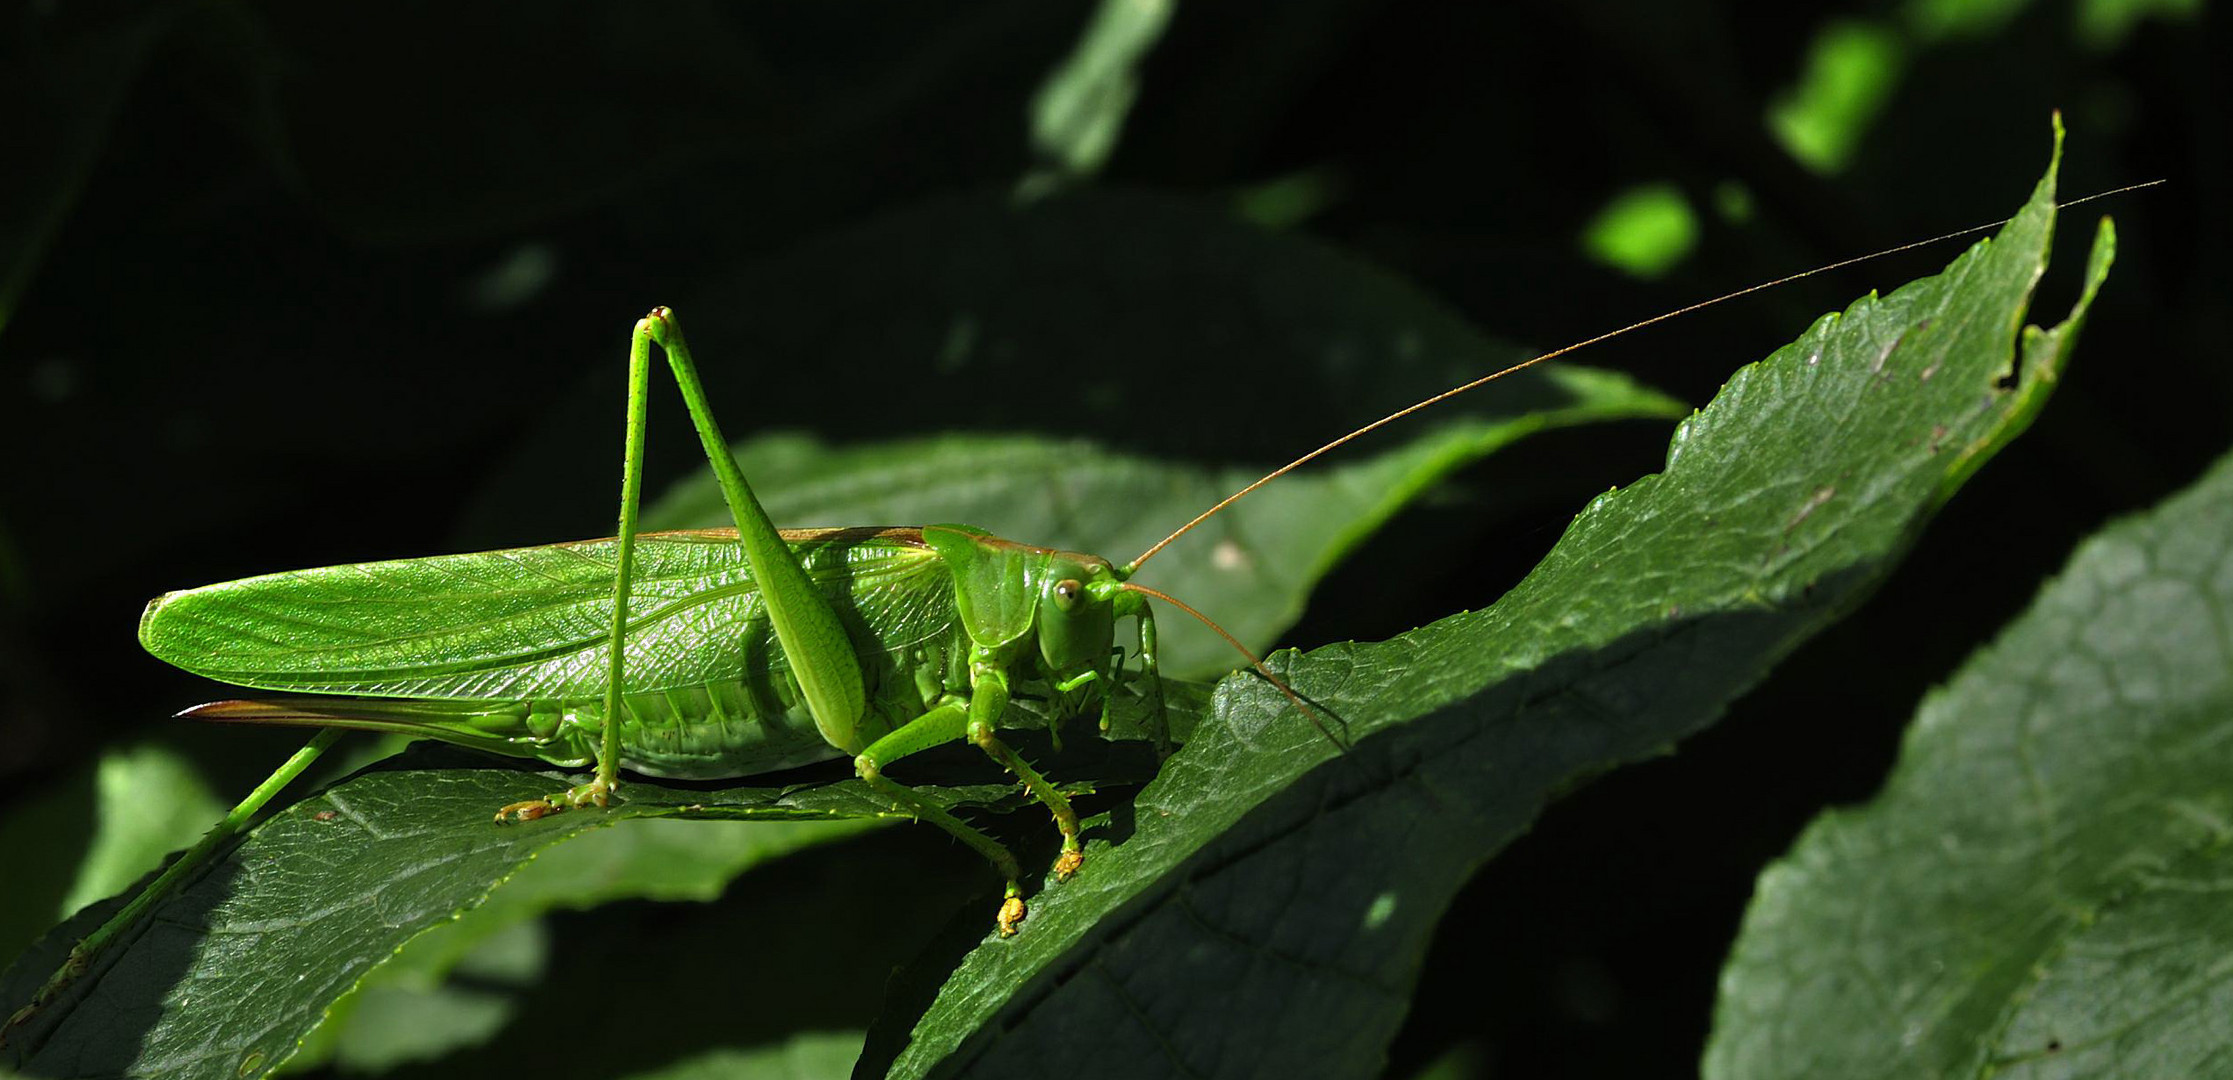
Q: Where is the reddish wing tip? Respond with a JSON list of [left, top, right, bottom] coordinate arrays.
[[177, 699, 322, 723]]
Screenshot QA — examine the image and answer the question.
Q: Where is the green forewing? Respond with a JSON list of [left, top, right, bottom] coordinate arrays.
[[137, 530, 953, 701]]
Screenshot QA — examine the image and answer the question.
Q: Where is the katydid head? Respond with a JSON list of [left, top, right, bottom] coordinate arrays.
[[1038, 554, 1125, 674], [919, 525, 1124, 677], [916, 524, 1331, 742]]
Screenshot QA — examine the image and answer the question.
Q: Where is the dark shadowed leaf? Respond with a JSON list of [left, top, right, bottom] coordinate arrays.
[[287, 816, 884, 1072], [1706, 449, 2233, 1079], [0, 741, 1133, 1078]]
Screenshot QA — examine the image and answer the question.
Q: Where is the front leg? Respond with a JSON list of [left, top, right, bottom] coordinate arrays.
[[1135, 605, 1169, 756], [963, 662, 1084, 879], [851, 661, 1086, 937], [854, 701, 1031, 934]]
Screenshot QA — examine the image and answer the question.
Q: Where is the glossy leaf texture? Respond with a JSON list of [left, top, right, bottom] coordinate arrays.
[[861, 131, 2115, 1079], [1706, 449, 2233, 1078], [284, 814, 886, 1073], [0, 741, 1138, 1078]]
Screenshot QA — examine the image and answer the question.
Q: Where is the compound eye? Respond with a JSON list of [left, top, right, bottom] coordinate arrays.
[[1051, 578, 1083, 612]]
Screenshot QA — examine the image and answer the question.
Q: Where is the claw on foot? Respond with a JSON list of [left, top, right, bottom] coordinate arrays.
[[2, 946, 91, 1048], [494, 779, 616, 824], [997, 895, 1027, 937], [1054, 848, 1084, 881], [494, 799, 558, 824]]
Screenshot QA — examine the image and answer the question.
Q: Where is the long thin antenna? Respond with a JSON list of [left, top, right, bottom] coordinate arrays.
[[1125, 180, 2165, 573]]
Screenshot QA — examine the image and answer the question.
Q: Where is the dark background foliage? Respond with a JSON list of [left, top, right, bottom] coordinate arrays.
[[0, 0, 2218, 1075]]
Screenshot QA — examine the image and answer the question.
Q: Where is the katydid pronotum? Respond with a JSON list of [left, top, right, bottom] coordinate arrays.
[[0, 179, 2156, 1045]]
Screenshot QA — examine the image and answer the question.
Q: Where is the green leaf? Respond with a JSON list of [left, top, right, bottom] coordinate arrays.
[[859, 128, 2112, 1078], [1705, 440, 2233, 1076], [0, 742, 1134, 1078], [289, 817, 881, 1072]]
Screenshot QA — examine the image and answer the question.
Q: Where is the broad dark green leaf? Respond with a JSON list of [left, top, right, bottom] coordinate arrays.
[[287, 817, 882, 1072], [860, 130, 2113, 1079], [0, 742, 1134, 1078], [1705, 450, 2233, 1077]]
